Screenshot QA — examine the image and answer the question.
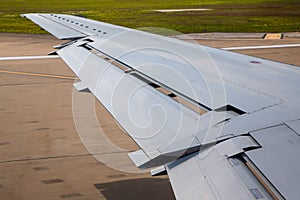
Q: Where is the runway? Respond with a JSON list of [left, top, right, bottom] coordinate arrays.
[[0, 33, 299, 200]]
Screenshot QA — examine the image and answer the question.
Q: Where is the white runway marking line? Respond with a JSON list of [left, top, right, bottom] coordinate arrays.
[[222, 44, 300, 50], [154, 9, 212, 12], [1, 43, 299, 61], [0, 55, 60, 61]]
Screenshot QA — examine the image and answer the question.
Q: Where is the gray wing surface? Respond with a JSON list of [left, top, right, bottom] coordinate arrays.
[[23, 13, 300, 200]]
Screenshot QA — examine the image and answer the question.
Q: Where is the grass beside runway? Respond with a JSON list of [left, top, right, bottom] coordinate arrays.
[[0, 0, 300, 34]]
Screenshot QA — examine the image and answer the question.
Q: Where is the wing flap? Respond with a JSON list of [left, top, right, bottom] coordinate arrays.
[[57, 40, 216, 163], [246, 125, 300, 200], [166, 137, 271, 200]]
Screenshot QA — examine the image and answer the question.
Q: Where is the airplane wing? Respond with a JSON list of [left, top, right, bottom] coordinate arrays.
[[23, 13, 300, 200]]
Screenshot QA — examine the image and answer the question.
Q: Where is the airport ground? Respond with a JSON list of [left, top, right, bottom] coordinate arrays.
[[0, 33, 299, 200]]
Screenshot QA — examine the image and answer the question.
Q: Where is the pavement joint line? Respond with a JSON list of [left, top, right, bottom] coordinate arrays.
[[0, 151, 127, 164], [0, 81, 73, 87], [0, 69, 78, 80], [0, 55, 60, 61], [222, 43, 300, 50]]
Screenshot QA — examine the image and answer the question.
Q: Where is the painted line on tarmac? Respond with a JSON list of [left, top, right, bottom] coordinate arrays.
[[0, 69, 77, 80], [222, 44, 300, 50], [0, 55, 59, 61], [154, 9, 212, 12]]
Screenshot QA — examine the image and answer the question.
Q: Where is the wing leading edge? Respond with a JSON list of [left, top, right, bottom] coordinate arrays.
[[23, 13, 300, 200]]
